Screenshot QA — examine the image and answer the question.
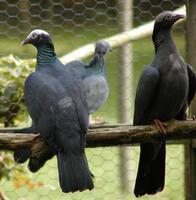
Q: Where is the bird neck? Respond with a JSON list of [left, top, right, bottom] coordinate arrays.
[[36, 44, 58, 66], [86, 55, 105, 75], [152, 28, 174, 53]]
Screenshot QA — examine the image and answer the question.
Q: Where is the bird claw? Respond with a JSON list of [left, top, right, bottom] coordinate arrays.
[[153, 119, 166, 134]]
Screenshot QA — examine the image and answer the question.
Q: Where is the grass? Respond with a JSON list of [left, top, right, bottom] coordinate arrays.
[[0, 26, 187, 200]]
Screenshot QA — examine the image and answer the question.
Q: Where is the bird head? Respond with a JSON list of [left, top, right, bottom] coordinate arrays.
[[95, 41, 112, 57], [154, 11, 185, 30], [94, 41, 111, 67], [21, 29, 53, 48]]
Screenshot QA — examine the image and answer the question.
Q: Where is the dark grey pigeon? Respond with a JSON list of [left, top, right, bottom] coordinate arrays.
[[133, 11, 189, 197], [83, 41, 111, 114], [20, 29, 94, 193], [14, 41, 111, 171], [66, 41, 111, 114]]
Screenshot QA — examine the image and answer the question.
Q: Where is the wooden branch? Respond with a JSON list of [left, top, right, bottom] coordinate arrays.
[[60, 6, 186, 63], [0, 120, 195, 157]]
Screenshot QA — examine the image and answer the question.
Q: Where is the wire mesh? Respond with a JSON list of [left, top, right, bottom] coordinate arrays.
[[0, 0, 187, 199]]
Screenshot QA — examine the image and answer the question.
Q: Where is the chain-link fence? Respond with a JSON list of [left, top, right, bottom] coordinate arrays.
[[0, 0, 189, 199]]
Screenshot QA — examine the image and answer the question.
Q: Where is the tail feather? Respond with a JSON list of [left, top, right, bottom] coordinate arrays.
[[57, 152, 94, 193], [134, 142, 165, 197]]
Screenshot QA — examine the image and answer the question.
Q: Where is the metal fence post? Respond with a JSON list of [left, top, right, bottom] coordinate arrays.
[[185, 1, 196, 199], [117, 0, 133, 192]]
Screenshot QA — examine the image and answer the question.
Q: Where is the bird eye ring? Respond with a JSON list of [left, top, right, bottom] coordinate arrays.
[[32, 33, 38, 39], [165, 15, 172, 20]]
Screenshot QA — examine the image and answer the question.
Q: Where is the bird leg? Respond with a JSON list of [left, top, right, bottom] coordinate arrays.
[[153, 119, 166, 134]]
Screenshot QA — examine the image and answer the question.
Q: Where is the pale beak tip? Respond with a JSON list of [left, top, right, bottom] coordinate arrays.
[[20, 39, 28, 46]]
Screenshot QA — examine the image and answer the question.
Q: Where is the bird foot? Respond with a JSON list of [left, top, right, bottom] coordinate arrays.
[[192, 115, 196, 121], [153, 119, 166, 134]]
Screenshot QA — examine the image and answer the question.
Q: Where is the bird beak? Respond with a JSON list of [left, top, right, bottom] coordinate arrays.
[[173, 14, 185, 21], [20, 38, 29, 46]]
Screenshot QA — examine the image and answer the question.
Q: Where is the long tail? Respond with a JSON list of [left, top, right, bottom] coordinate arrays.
[[57, 152, 94, 193], [134, 142, 166, 197]]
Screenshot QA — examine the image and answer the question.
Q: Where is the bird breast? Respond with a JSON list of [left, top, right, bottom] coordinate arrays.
[[83, 75, 109, 114]]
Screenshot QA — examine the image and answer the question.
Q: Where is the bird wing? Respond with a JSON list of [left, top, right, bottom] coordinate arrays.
[[24, 72, 43, 123], [134, 66, 164, 197], [65, 60, 90, 122], [187, 64, 196, 105], [133, 66, 160, 125], [25, 64, 89, 150], [175, 64, 196, 120], [66, 69, 89, 147], [55, 65, 89, 149], [24, 71, 58, 147], [15, 71, 55, 164]]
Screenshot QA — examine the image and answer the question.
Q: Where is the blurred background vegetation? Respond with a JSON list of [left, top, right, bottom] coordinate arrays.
[[0, 0, 187, 200]]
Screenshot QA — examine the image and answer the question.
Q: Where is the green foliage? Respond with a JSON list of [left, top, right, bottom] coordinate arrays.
[[0, 151, 44, 191], [0, 55, 35, 127], [0, 55, 38, 190], [0, 152, 24, 180]]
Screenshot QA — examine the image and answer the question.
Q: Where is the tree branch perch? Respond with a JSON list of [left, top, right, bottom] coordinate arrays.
[[0, 120, 195, 157]]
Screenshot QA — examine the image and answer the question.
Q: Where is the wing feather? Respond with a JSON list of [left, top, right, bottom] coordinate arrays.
[[133, 66, 160, 125]]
